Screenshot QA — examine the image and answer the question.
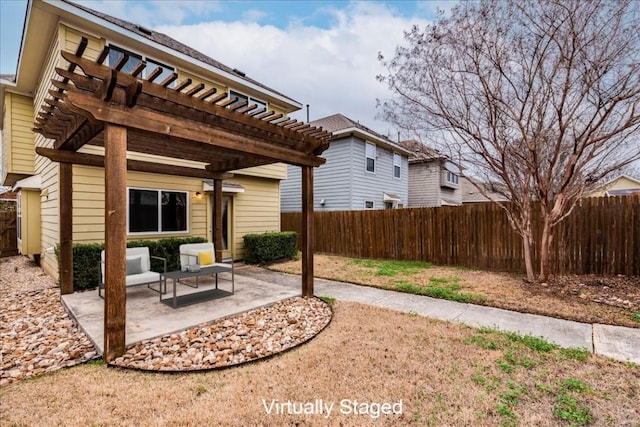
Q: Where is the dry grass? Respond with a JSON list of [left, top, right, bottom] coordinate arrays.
[[1, 301, 638, 426], [269, 255, 640, 328]]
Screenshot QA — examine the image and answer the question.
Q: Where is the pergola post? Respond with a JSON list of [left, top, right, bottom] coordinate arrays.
[[213, 179, 223, 262], [301, 166, 314, 297], [59, 163, 73, 295], [103, 124, 127, 361]]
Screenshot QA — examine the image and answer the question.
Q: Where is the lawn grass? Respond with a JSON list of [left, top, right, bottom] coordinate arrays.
[[268, 254, 640, 327], [349, 259, 486, 303], [2, 301, 637, 426], [350, 258, 433, 276]]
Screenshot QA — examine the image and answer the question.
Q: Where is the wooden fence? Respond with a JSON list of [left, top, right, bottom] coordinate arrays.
[[282, 196, 640, 276], [0, 211, 18, 258]]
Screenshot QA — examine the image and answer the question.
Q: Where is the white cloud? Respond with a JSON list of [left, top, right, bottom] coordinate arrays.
[[241, 9, 269, 23], [156, 2, 432, 135]]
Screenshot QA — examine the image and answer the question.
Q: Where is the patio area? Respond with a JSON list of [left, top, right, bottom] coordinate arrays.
[[62, 264, 309, 356]]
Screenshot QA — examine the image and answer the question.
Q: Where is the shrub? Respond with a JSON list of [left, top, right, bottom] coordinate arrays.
[[243, 231, 298, 264], [57, 236, 207, 291]]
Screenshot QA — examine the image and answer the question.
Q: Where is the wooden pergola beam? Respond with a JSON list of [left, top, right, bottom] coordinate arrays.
[[59, 163, 73, 295], [65, 91, 326, 168], [103, 124, 127, 361], [205, 157, 275, 173], [302, 166, 314, 297], [53, 68, 326, 153], [35, 147, 233, 180], [60, 51, 331, 146]]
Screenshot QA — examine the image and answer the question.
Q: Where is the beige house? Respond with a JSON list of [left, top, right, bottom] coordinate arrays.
[[588, 174, 640, 197], [1, 0, 304, 279]]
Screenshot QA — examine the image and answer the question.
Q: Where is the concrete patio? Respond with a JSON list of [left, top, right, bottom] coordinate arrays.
[[61, 264, 301, 354]]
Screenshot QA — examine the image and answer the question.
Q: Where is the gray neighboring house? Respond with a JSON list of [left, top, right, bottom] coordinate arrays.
[[461, 177, 510, 203], [398, 140, 462, 207], [281, 114, 411, 211]]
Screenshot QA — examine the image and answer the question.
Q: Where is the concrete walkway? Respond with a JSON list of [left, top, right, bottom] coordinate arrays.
[[63, 265, 640, 364], [236, 267, 640, 364]]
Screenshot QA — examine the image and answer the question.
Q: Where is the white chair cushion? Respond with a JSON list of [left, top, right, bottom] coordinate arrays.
[[125, 271, 161, 287], [180, 243, 215, 268]]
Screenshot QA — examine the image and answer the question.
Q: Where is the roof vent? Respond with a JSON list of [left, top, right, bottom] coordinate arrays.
[[137, 25, 153, 35], [232, 68, 246, 77]]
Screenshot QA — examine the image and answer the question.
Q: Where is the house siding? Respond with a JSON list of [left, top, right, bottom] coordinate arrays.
[[408, 162, 442, 207], [281, 136, 408, 211], [4, 94, 35, 179], [348, 136, 408, 210], [280, 165, 302, 212], [231, 175, 282, 259], [2, 93, 35, 180]]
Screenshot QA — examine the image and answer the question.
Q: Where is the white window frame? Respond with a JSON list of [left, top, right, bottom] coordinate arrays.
[[127, 187, 189, 235], [393, 153, 401, 179], [228, 89, 267, 111], [365, 142, 376, 173], [107, 44, 175, 87], [364, 200, 375, 209], [446, 170, 459, 185]]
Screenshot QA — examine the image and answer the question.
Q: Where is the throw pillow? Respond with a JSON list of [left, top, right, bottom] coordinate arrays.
[[126, 256, 143, 276], [198, 250, 213, 266]]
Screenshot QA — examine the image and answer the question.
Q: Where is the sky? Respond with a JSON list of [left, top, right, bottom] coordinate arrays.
[[0, 0, 454, 136]]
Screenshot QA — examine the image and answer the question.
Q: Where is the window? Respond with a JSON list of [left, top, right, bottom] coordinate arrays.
[[364, 200, 374, 209], [128, 188, 188, 234], [108, 45, 175, 86], [366, 143, 376, 173], [393, 153, 401, 179], [385, 202, 394, 209], [446, 171, 459, 185], [229, 90, 266, 111]]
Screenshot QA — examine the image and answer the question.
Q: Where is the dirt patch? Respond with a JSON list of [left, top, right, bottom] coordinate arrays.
[[269, 254, 640, 328]]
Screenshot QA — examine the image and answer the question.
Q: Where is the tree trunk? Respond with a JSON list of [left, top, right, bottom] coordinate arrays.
[[539, 217, 554, 283], [522, 232, 535, 283]]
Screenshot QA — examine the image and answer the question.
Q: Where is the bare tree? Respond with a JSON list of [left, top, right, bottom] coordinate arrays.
[[378, 0, 640, 282]]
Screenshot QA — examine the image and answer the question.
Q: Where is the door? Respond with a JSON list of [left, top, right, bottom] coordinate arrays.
[[215, 195, 233, 259]]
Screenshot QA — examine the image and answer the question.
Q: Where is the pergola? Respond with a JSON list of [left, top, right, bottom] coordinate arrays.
[[33, 39, 330, 361]]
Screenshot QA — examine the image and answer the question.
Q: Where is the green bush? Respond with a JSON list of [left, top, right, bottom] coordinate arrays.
[[57, 236, 207, 291], [243, 231, 298, 264]]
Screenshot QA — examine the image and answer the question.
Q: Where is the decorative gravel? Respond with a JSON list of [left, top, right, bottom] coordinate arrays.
[[111, 297, 332, 371], [1, 256, 333, 385], [1, 257, 97, 387]]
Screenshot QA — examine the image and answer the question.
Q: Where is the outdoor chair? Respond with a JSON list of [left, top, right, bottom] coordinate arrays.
[[98, 247, 166, 298], [178, 242, 234, 288]]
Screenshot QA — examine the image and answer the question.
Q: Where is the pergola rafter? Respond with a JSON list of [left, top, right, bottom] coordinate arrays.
[[33, 40, 329, 362]]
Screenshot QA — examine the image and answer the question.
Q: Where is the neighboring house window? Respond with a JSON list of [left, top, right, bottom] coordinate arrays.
[[128, 188, 188, 234], [364, 200, 374, 209], [393, 153, 401, 179], [366, 143, 376, 173], [229, 90, 267, 111], [385, 202, 394, 209], [108, 45, 174, 86], [446, 171, 459, 185]]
